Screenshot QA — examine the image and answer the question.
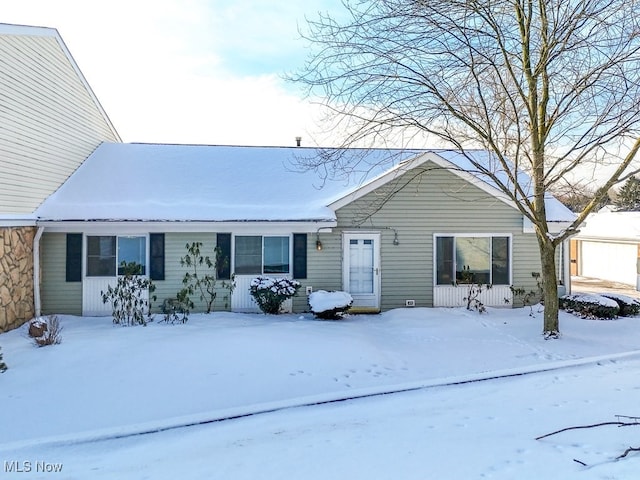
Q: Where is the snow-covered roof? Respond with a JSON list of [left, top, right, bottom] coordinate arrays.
[[35, 143, 576, 224], [35, 143, 421, 222], [575, 210, 640, 242]]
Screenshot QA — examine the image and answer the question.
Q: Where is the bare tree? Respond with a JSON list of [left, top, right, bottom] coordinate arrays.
[[551, 180, 610, 213], [293, 0, 640, 336]]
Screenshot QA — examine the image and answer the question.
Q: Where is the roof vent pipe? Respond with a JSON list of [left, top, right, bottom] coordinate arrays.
[[295, 136, 301, 147]]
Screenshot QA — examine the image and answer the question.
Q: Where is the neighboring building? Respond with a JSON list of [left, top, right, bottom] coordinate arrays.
[[0, 24, 120, 332], [571, 210, 640, 288], [34, 143, 576, 316]]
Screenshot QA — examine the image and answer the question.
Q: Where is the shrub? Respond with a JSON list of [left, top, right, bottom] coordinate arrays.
[[160, 296, 190, 324], [102, 261, 157, 326], [0, 346, 6, 373], [510, 272, 544, 316], [178, 242, 235, 315], [28, 315, 63, 347], [250, 276, 301, 314], [560, 293, 619, 319], [599, 293, 640, 317], [455, 266, 490, 313], [309, 290, 353, 319]]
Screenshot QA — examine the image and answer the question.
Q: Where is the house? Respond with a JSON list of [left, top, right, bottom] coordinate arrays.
[[34, 143, 576, 316], [0, 24, 120, 332], [0, 23, 577, 328], [571, 209, 640, 289]]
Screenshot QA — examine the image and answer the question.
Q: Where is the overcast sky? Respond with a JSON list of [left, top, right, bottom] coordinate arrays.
[[3, 0, 342, 146]]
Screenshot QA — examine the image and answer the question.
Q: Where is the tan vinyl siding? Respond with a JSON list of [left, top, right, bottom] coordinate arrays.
[[334, 161, 544, 309], [40, 232, 82, 315], [0, 34, 119, 214]]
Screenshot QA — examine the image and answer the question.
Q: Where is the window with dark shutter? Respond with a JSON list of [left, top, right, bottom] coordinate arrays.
[[149, 233, 165, 281], [216, 233, 231, 279], [293, 233, 307, 279], [66, 233, 83, 282]]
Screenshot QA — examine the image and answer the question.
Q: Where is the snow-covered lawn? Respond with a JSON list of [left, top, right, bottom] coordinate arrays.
[[2, 306, 640, 479]]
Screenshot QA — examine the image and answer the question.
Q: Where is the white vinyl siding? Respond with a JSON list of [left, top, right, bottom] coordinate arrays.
[[0, 31, 119, 214]]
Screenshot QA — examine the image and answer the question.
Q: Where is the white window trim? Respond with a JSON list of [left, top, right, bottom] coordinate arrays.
[[432, 233, 513, 286], [84, 233, 150, 278]]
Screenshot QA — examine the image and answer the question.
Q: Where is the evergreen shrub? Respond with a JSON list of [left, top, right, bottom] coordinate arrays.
[[250, 276, 301, 314], [560, 293, 619, 319], [599, 293, 640, 317]]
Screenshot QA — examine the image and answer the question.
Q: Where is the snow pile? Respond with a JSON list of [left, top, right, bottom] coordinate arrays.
[[2, 308, 640, 479], [308, 290, 353, 312]]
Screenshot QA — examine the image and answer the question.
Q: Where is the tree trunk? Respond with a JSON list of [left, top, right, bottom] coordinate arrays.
[[539, 238, 560, 337]]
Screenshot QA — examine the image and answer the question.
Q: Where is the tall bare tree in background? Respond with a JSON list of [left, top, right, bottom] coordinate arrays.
[[294, 0, 640, 337]]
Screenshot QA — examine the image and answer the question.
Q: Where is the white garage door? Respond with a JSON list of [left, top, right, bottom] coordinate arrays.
[[581, 241, 637, 286]]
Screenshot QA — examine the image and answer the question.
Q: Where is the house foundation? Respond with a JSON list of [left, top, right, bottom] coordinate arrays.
[[0, 226, 36, 332]]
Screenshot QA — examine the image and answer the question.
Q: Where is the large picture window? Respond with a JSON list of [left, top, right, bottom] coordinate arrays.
[[436, 235, 510, 285], [234, 236, 290, 275], [86, 235, 147, 277]]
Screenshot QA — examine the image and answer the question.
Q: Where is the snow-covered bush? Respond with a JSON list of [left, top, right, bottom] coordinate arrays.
[[599, 293, 640, 317], [0, 346, 6, 373], [249, 276, 301, 314], [102, 261, 157, 326], [560, 293, 619, 319], [28, 315, 63, 347], [309, 290, 353, 319]]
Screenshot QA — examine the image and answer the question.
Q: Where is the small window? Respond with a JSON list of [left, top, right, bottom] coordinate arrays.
[[264, 237, 290, 273], [86, 235, 148, 277], [118, 236, 147, 275], [234, 235, 291, 275], [87, 236, 116, 277], [491, 237, 510, 285], [436, 236, 454, 285], [235, 236, 262, 274]]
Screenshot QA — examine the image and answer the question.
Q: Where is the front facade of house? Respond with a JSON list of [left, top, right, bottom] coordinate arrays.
[[37, 150, 573, 316], [0, 24, 575, 329]]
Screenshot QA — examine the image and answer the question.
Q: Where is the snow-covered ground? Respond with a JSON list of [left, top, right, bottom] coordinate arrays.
[[1, 306, 640, 479]]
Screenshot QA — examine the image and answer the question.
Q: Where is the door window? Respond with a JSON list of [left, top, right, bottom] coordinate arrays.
[[349, 238, 374, 294]]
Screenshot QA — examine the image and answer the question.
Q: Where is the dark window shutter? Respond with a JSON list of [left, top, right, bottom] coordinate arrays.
[[216, 233, 231, 279], [293, 233, 307, 279], [66, 233, 83, 282], [149, 233, 165, 281]]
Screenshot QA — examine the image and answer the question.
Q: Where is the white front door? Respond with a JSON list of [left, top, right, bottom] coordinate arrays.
[[343, 233, 381, 310]]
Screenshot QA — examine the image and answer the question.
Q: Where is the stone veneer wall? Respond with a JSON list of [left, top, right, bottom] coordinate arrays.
[[0, 226, 36, 332]]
